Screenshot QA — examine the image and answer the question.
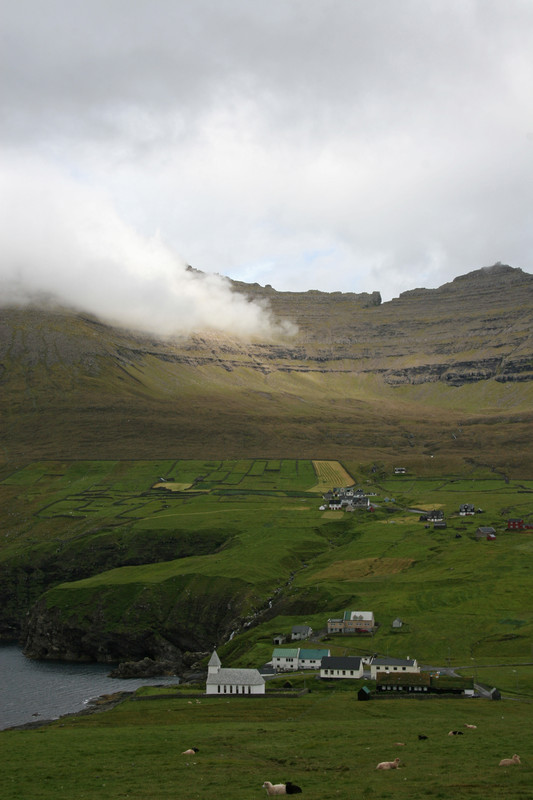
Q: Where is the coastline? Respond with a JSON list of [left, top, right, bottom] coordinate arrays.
[[4, 690, 133, 732]]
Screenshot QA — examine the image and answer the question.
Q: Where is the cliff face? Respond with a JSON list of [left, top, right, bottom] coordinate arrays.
[[22, 571, 261, 663], [0, 263, 531, 466]]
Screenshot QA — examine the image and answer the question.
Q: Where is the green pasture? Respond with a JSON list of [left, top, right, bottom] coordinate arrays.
[[2, 691, 533, 800], [2, 459, 533, 670]]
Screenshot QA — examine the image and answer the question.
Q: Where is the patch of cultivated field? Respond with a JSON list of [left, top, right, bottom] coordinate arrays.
[[312, 557, 415, 581], [310, 460, 355, 491], [152, 481, 192, 491]]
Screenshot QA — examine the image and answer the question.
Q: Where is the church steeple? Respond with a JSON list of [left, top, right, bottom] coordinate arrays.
[[208, 649, 221, 675]]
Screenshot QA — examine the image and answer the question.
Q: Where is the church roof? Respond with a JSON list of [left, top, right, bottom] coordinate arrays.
[[206, 668, 265, 686]]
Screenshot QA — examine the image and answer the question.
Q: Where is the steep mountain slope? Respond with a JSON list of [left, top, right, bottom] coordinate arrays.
[[1, 263, 532, 473]]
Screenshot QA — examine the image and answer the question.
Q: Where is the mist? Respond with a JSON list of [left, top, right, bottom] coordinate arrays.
[[0, 156, 295, 340]]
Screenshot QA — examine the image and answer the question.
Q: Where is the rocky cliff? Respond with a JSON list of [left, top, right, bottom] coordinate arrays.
[[0, 263, 531, 467]]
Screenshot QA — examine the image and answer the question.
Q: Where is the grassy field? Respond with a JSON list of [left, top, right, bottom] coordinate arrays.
[[2, 459, 533, 671], [2, 689, 533, 800]]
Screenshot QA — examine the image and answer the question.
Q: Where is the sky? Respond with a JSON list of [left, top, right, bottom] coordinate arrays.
[[1, 0, 532, 336]]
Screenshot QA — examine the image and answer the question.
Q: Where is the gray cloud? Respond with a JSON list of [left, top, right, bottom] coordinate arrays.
[[1, 0, 532, 315]]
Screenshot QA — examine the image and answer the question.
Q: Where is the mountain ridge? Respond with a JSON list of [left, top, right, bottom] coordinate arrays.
[[1, 263, 532, 472]]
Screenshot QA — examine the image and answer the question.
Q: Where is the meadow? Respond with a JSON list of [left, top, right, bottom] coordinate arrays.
[[2, 689, 533, 800]]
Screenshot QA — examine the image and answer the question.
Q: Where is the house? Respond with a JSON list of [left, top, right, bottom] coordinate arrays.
[[298, 648, 330, 669], [391, 618, 403, 628], [394, 467, 407, 474], [475, 526, 496, 540], [426, 509, 444, 522], [327, 618, 344, 634], [342, 610, 374, 633], [272, 647, 300, 671], [369, 656, 419, 680], [273, 634, 286, 645], [320, 656, 363, 679], [507, 518, 533, 530], [376, 672, 430, 694], [205, 650, 265, 695], [327, 610, 375, 634], [459, 503, 476, 516], [323, 487, 370, 511], [291, 624, 312, 641]]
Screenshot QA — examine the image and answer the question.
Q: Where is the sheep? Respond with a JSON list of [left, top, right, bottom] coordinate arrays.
[[499, 754, 521, 767], [464, 723, 477, 729], [262, 781, 302, 795], [418, 734, 428, 740], [376, 757, 401, 770], [448, 730, 464, 736], [181, 747, 199, 755], [286, 782, 302, 794]]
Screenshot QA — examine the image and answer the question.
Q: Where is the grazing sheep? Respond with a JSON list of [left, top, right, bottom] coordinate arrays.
[[448, 730, 464, 736], [499, 754, 521, 767], [181, 747, 199, 755], [395, 742, 406, 746], [464, 723, 477, 729], [262, 781, 302, 795], [286, 782, 302, 794], [418, 734, 428, 740], [376, 758, 400, 770]]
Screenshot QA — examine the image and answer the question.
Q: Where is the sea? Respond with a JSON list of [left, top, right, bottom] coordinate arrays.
[[0, 643, 180, 730]]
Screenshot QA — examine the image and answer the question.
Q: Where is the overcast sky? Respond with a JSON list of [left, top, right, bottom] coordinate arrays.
[[1, 0, 532, 335]]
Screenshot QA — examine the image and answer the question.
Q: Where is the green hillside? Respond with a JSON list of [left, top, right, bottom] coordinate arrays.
[[3, 459, 532, 670]]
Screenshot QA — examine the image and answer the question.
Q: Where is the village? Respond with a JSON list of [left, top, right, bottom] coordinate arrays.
[[320, 482, 528, 540], [205, 610, 476, 700]]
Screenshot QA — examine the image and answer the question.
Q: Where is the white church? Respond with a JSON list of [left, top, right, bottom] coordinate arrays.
[[205, 650, 266, 695]]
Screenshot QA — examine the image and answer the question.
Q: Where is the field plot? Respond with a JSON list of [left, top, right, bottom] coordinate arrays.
[[310, 460, 355, 491]]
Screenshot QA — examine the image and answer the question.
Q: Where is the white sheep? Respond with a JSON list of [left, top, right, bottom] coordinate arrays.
[[499, 754, 521, 766], [376, 757, 400, 770], [262, 781, 302, 795], [464, 723, 477, 729], [448, 730, 464, 736], [181, 747, 199, 755]]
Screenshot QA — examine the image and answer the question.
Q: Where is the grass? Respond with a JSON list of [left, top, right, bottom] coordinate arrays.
[[3, 459, 533, 667], [2, 690, 533, 800]]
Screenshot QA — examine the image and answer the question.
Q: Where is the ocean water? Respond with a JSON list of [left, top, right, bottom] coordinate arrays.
[[0, 644, 179, 730]]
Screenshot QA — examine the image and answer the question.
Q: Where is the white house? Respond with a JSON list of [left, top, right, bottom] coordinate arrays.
[[205, 650, 265, 695], [272, 647, 300, 671], [298, 648, 330, 669], [369, 656, 419, 680], [320, 656, 363, 679]]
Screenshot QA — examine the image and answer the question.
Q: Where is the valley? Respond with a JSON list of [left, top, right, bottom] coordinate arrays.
[[2, 266, 532, 800]]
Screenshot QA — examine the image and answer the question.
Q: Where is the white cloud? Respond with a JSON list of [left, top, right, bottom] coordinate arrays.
[[0, 154, 295, 338], [1, 0, 532, 307]]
